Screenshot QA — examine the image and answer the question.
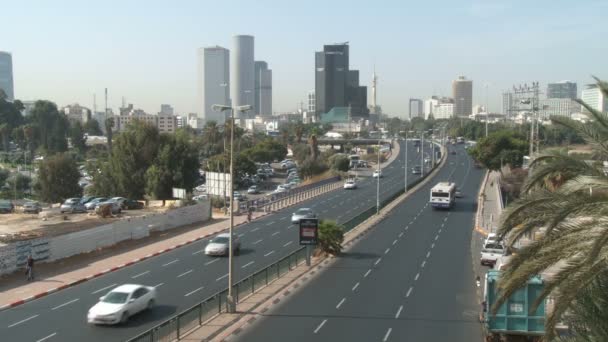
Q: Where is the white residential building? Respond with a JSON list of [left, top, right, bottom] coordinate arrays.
[[424, 98, 439, 118], [62, 104, 90, 123], [432, 103, 454, 120], [581, 84, 608, 114], [539, 98, 579, 119]]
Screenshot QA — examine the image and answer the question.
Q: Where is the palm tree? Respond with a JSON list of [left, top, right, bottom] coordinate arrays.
[[308, 134, 319, 160], [494, 78, 608, 340]]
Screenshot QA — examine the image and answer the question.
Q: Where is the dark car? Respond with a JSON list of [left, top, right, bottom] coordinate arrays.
[[80, 196, 96, 204], [412, 166, 422, 175], [0, 200, 14, 213], [123, 199, 144, 210]]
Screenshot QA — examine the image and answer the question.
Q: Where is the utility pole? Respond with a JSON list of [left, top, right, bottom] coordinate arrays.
[[421, 132, 425, 175], [376, 140, 380, 215], [404, 131, 408, 192]]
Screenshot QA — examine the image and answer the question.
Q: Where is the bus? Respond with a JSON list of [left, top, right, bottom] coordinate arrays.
[[430, 182, 456, 209]]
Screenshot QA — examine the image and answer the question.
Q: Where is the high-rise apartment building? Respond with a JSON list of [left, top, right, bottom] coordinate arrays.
[[0, 51, 14, 101], [502, 92, 514, 116], [254, 61, 272, 116], [409, 98, 423, 119], [315, 43, 368, 119], [540, 98, 579, 119], [452, 76, 473, 117], [547, 81, 577, 99], [581, 84, 608, 114], [308, 91, 316, 113], [231, 35, 255, 119], [198, 46, 230, 124], [160, 104, 174, 116]]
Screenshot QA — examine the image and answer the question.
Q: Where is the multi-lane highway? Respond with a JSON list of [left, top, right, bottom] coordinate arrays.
[[0, 141, 433, 342], [232, 143, 484, 342]]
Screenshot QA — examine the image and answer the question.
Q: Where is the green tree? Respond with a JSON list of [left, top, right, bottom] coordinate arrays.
[[0, 95, 25, 144], [83, 119, 103, 136], [328, 153, 349, 172], [0, 168, 9, 185], [8, 173, 31, 192], [468, 130, 528, 170], [298, 157, 328, 179], [242, 138, 287, 163], [29, 101, 69, 153], [493, 78, 608, 340], [203, 152, 256, 187], [317, 220, 344, 255], [69, 121, 87, 154], [0, 123, 10, 151], [37, 153, 82, 202]]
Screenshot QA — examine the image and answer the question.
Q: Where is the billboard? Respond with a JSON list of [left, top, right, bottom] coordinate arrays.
[[205, 171, 231, 197], [299, 218, 318, 245]]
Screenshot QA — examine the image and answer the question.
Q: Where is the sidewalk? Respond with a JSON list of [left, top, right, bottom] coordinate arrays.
[[476, 170, 503, 236]]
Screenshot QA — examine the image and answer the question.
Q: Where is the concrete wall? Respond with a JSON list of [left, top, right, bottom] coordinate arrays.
[[0, 201, 211, 276]]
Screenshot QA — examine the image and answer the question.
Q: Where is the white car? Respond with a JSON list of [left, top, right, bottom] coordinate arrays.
[[87, 284, 156, 325], [344, 179, 357, 189], [195, 185, 207, 192], [480, 241, 505, 267], [291, 208, 317, 224], [205, 233, 241, 256], [372, 170, 383, 178]]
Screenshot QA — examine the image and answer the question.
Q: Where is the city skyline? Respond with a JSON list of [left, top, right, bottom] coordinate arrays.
[[1, 0, 606, 118]]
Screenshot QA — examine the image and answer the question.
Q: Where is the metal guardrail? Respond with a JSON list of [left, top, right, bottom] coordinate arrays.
[[127, 145, 445, 342]]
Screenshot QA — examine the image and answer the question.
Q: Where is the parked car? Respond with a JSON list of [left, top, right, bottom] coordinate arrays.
[[80, 196, 96, 204], [204, 233, 241, 256], [291, 208, 317, 224], [85, 197, 109, 210], [123, 199, 144, 210], [281, 161, 296, 169], [61, 198, 87, 213], [95, 200, 122, 215], [247, 185, 260, 194], [480, 241, 505, 267], [22, 201, 42, 214], [87, 284, 156, 325], [195, 185, 207, 192], [232, 191, 247, 202], [192, 194, 208, 201], [412, 166, 422, 175], [372, 170, 383, 178], [0, 200, 14, 213], [111, 197, 128, 208], [344, 179, 357, 189]]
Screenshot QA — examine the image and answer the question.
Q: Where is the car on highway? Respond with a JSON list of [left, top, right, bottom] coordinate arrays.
[[85, 197, 109, 210], [455, 188, 463, 198], [204, 233, 241, 256], [22, 201, 42, 214], [247, 185, 260, 194], [195, 185, 206, 192], [60, 198, 87, 213], [291, 208, 317, 224], [372, 169, 383, 178], [87, 284, 156, 325], [192, 194, 208, 201], [344, 179, 357, 189], [451, 150, 457, 155], [412, 166, 422, 175], [0, 200, 14, 213]]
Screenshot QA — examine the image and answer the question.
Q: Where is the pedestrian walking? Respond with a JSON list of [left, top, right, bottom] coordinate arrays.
[[26, 255, 34, 281]]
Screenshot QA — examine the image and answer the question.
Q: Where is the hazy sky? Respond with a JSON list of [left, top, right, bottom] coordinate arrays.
[[2, 0, 606, 117]]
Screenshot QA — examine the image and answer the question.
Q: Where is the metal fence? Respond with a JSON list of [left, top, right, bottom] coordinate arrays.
[[127, 247, 307, 342]]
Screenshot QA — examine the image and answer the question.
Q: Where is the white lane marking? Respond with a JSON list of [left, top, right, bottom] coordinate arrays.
[[8, 314, 39, 328], [421, 260, 426, 268], [439, 228, 442, 233], [131, 270, 150, 279], [374, 258, 382, 266], [253, 239, 263, 245], [352, 282, 360, 291], [162, 259, 179, 267], [51, 298, 79, 311], [154, 283, 164, 288], [415, 273, 420, 281], [392, 239, 398, 246], [444, 217, 448, 222], [271, 231, 280, 236], [383, 328, 393, 342], [242, 261, 255, 268], [336, 298, 346, 309], [364, 269, 372, 278], [440, 223, 444, 228], [435, 235, 439, 241], [405, 226, 409, 230], [252, 227, 260, 232], [406, 287, 413, 298], [216, 273, 229, 281], [395, 305, 403, 319], [184, 286, 205, 297], [283, 241, 293, 247], [36, 333, 57, 342], [92, 283, 117, 294], [398, 232, 404, 238], [266, 222, 274, 226], [426, 251, 431, 258], [431, 243, 435, 249], [264, 250, 275, 257], [238, 233, 245, 237], [384, 248, 390, 254], [279, 217, 287, 220], [205, 259, 219, 266], [314, 319, 328, 334], [177, 269, 193, 278], [192, 249, 205, 255]]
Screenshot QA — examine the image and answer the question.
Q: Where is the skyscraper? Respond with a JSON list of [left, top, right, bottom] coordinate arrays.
[[547, 81, 577, 99], [0, 51, 14, 101], [231, 35, 255, 119], [198, 46, 230, 124], [254, 61, 272, 116], [452, 76, 473, 117], [315, 43, 368, 119], [502, 92, 513, 116], [409, 98, 423, 119]]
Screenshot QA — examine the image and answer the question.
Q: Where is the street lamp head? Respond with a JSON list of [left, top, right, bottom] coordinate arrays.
[[212, 104, 231, 112], [236, 105, 253, 112]]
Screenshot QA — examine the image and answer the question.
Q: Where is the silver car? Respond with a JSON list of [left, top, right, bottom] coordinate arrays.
[[204, 233, 241, 256], [291, 208, 317, 224], [60, 198, 87, 213]]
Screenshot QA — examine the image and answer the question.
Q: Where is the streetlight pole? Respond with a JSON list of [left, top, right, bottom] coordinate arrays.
[[421, 132, 425, 175], [376, 140, 380, 215], [213, 104, 252, 314], [404, 131, 408, 193]]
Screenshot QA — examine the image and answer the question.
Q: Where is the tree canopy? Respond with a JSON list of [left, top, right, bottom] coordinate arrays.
[[36, 153, 82, 203], [468, 130, 528, 170]]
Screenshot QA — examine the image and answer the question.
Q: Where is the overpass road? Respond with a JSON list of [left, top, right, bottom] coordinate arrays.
[[0, 140, 435, 342], [231, 144, 484, 342]]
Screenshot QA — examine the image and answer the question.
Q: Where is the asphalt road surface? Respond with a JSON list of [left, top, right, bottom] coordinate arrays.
[[232, 143, 484, 342], [0, 140, 436, 342]]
